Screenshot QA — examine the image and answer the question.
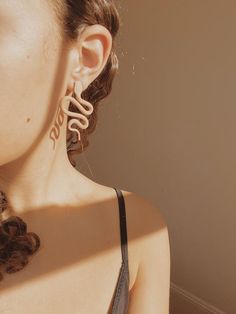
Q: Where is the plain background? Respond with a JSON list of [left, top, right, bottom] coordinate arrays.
[[76, 1, 236, 313]]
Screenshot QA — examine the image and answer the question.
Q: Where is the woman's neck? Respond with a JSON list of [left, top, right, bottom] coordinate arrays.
[[0, 129, 91, 216]]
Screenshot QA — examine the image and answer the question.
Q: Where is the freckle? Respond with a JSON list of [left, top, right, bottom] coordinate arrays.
[[26, 117, 31, 123], [27, 55, 30, 59]]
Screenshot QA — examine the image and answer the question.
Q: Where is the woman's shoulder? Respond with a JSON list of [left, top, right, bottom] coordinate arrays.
[[120, 189, 170, 311], [94, 183, 168, 243], [93, 183, 169, 289], [118, 188, 168, 236]]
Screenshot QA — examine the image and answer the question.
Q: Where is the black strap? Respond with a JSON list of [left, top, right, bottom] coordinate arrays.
[[113, 187, 129, 266]]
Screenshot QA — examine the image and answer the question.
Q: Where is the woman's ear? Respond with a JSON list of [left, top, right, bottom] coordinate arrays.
[[67, 24, 112, 92]]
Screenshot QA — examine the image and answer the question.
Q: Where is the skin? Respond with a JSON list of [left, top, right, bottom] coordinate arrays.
[[0, 1, 170, 313]]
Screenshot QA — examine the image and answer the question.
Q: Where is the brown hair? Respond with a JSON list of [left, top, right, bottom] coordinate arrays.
[[0, 0, 120, 281]]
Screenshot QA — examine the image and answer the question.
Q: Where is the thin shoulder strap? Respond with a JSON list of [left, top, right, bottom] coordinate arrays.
[[113, 187, 129, 266]]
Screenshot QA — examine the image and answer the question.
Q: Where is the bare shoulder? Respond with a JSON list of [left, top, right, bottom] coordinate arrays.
[[93, 184, 169, 261], [120, 189, 169, 247], [90, 182, 170, 310], [120, 189, 171, 313]]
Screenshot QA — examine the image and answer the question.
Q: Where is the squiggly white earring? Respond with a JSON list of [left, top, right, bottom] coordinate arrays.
[[60, 81, 94, 142]]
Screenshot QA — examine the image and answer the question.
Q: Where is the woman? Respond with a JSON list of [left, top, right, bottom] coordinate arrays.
[[0, 1, 170, 313]]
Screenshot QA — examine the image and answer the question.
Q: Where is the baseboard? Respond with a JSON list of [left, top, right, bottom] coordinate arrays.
[[170, 282, 226, 314]]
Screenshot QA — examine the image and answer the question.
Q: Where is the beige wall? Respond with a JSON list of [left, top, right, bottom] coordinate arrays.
[[77, 1, 236, 313]]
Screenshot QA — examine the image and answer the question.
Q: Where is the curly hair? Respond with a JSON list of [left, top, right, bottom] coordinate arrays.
[[0, 191, 40, 281], [0, 0, 120, 281]]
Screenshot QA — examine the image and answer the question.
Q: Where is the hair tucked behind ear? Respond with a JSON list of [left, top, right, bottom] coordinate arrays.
[[51, 0, 120, 166]]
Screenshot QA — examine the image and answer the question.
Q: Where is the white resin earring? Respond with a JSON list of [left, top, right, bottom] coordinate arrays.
[[60, 81, 94, 142]]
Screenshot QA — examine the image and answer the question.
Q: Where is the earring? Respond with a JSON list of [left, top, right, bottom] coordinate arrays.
[[60, 81, 94, 143]]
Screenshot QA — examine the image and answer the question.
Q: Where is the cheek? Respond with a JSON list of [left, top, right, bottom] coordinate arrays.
[[0, 15, 64, 163]]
